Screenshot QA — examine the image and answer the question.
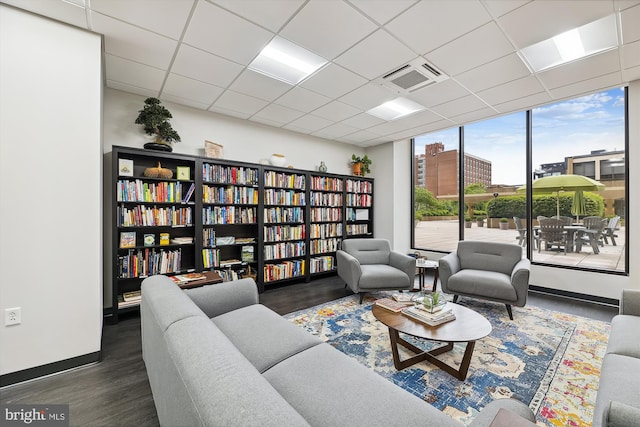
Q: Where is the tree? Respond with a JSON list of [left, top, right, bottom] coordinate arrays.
[[464, 183, 487, 194], [135, 97, 181, 146]]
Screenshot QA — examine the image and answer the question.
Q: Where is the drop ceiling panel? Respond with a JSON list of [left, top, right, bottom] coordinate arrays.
[[172, 45, 244, 88], [451, 107, 499, 126], [107, 80, 158, 99], [455, 53, 531, 93], [274, 87, 332, 113], [160, 94, 210, 110], [621, 4, 640, 42], [408, 79, 472, 108], [482, 0, 530, 18], [429, 94, 490, 118], [300, 64, 368, 99], [341, 112, 386, 130], [312, 122, 359, 139], [476, 75, 545, 105], [339, 83, 396, 111], [347, 0, 418, 25], [228, 70, 292, 102], [162, 74, 225, 105], [212, 90, 269, 117], [548, 72, 623, 100], [211, 0, 304, 32], [252, 103, 305, 126], [493, 91, 551, 114], [280, 0, 377, 59], [537, 49, 621, 89], [622, 40, 640, 68], [1, 0, 89, 28], [312, 101, 361, 122], [209, 105, 253, 120], [284, 114, 334, 133], [105, 54, 166, 93]]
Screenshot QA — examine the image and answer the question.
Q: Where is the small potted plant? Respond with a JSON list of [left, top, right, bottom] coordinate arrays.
[[351, 154, 372, 176], [499, 218, 509, 230], [464, 216, 472, 228], [135, 97, 181, 152], [475, 216, 485, 227]]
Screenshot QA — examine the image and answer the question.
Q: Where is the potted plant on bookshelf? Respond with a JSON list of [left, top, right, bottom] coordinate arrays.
[[351, 154, 371, 176], [499, 217, 510, 230], [135, 97, 181, 152]]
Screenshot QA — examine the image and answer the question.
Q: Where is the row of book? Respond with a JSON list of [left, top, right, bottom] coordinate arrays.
[[117, 180, 186, 203], [118, 290, 142, 309], [263, 260, 305, 282], [264, 225, 305, 242], [203, 185, 259, 205], [346, 180, 372, 193], [310, 238, 340, 255], [264, 189, 306, 206], [346, 194, 372, 207], [264, 171, 306, 189], [117, 205, 193, 227], [263, 241, 305, 260], [202, 248, 220, 268], [309, 256, 335, 273], [309, 223, 343, 239], [118, 248, 182, 278], [202, 206, 256, 224], [310, 176, 343, 191], [346, 224, 369, 235], [264, 207, 304, 224], [310, 192, 343, 206], [202, 164, 259, 185], [310, 207, 342, 222], [346, 208, 370, 221]]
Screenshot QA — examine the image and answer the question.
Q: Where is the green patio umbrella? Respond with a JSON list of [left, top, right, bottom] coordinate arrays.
[[571, 190, 587, 221], [517, 174, 605, 218]]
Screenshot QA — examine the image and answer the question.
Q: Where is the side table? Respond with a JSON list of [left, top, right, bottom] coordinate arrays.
[[415, 259, 439, 292]]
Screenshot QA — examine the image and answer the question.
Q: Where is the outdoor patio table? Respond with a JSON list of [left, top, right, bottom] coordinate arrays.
[[563, 225, 586, 252]]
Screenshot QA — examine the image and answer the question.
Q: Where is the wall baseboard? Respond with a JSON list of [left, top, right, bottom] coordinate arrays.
[[0, 351, 101, 388], [529, 285, 619, 307]]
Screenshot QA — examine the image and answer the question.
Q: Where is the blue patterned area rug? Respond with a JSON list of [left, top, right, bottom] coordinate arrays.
[[284, 294, 610, 426]]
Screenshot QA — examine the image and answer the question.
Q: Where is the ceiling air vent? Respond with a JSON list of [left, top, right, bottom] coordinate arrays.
[[376, 58, 448, 94]]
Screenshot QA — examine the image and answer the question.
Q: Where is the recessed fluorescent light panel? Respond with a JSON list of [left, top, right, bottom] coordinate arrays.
[[519, 14, 618, 72], [366, 97, 426, 121], [249, 36, 327, 85]]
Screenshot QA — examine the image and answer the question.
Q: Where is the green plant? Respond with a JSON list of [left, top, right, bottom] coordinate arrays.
[[464, 216, 472, 222], [499, 217, 509, 223], [350, 154, 372, 175], [135, 97, 181, 145]]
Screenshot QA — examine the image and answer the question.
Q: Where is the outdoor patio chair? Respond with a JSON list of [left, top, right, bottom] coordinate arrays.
[[513, 217, 532, 248], [576, 216, 606, 254], [551, 215, 573, 226], [538, 218, 568, 254], [603, 216, 620, 246]]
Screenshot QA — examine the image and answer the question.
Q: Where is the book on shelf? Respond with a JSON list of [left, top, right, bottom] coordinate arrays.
[[159, 233, 170, 246], [216, 236, 235, 245], [117, 296, 140, 309], [235, 237, 256, 244], [120, 231, 136, 248], [143, 233, 155, 247], [241, 245, 254, 262], [171, 237, 193, 245], [220, 259, 244, 268], [392, 292, 413, 302], [401, 306, 456, 326], [374, 297, 414, 313], [122, 290, 141, 302], [182, 183, 195, 203], [170, 272, 206, 284]]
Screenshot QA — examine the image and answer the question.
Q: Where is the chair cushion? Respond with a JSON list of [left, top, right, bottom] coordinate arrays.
[[605, 315, 640, 358], [341, 239, 390, 265], [457, 241, 522, 275], [447, 269, 517, 302], [359, 264, 411, 290]]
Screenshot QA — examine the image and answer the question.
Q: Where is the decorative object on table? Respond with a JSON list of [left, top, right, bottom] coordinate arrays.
[[204, 140, 223, 159], [120, 231, 136, 248], [118, 158, 134, 177], [143, 234, 155, 247], [143, 162, 173, 179], [270, 153, 287, 167], [318, 161, 327, 172], [350, 154, 371, 176], [135, 97, 181, 152], [420, 291, 446, 313], [499, 217, 509, 230], [176, 166, 190, 181]]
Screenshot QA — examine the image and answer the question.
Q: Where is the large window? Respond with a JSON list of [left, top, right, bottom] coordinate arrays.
[[412, 88, 627, 274]]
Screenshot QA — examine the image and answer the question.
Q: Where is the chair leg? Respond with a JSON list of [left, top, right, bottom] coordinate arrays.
[[453, 295, 459, 303], [505, 304, 513, 320], [359, 293, 364, 304]]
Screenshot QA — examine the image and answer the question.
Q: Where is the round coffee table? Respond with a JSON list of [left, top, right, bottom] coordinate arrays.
[[372, 302, 492, 380]]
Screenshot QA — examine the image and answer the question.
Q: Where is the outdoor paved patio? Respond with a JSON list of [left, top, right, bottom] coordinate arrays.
[[414, 220, 626, 272]]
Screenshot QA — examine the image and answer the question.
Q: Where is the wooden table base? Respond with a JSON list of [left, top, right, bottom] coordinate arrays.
[[388, 327, 476, 380]]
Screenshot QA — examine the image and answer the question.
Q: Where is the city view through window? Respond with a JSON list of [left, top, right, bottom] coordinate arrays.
[[413, 88, 626, 273]]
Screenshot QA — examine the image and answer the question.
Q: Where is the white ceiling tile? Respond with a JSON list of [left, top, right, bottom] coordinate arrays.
[[208, 106, 252, 120], [426, 22, 515, 76], [482, 0, 530, 18], [386, 0, 491, 54], [252, 104, 305, 125], [450, 107, 499, 126], [622, 65, 640, 81], [498, 1, 616, 48], [408, 79, 472, 108], [91, 11, 177, 69], [274, 87, 332, 113], [493, 92, 552, 114], [229, 70, 292, 102], [172, 45, 244, 88], [249, 116, 284, 128], [312, 101, 361, 122], [91, 0, 194, 40], [280, 0, 377, 59], [211, 0, 304, 32], [476, 75, 545, 105], [343, 130, 380, 143], [341, 112, 386, 129], [162, 74, 224, 105], [410, 119, 457, 136], [347, 0, 417, 24], [335, 30, 418, 80], [621, 4, 640, 43], [184, 1, 273, 64], [455, 53, 531, 92], [300, 63, 368, 99], [339, 83, 396, 110], [283, 114, 334, 133], [548, 72, 623, 100], [213, 90, 269, 116], [537, 50, 621, 89], [160, 93, 210, 110], [106, 80, 158, 99], [621, 39, 640, 68], [105, 54, 166, 92], [312, 122, 359, 139], [1, 0, 89, 28], [429, 94, 489, 118]]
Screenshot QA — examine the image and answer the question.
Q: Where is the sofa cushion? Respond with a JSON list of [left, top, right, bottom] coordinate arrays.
[[165, 316, 311, 427], [593, 354, 640, 427], [457, 241, 521, 275], [605, 315, 640, 358], [447, 269, 517, 302], [602, 401, 640, 427], [359, 264, 410, 289], [212, 304, 322, 373], [263, 343, 460, 427]]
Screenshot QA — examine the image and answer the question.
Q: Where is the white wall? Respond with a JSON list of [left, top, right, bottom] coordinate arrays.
[[0, 6, 103, 377]]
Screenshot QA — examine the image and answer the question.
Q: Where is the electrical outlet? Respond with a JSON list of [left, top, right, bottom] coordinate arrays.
[[5, 307, 21, 326]]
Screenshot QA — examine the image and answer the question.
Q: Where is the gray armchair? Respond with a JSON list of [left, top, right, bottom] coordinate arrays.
[[337, 239, 416, 303], [438, 241, 530, 320]]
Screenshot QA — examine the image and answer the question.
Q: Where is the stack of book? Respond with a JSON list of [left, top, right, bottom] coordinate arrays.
[[402, 304, 456, 326], [374, 297, 414, 313]]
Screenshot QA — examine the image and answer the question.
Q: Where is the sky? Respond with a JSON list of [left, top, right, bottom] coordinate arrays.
[[414, 87, 626, 186]]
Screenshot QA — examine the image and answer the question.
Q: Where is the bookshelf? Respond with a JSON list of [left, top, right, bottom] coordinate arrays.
[[109, 146, 374, 319]]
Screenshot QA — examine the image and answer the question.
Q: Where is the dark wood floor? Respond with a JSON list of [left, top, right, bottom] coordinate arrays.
[[0, 274, 618, 426]]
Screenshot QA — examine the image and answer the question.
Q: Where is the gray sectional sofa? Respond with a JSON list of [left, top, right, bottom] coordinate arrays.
[[593, 289, 640, 427], [141, 275, 535, 426]]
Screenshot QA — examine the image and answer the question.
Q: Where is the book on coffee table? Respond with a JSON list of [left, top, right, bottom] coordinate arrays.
[[402, 306, 456, 326], [375, 297, 413, 313]]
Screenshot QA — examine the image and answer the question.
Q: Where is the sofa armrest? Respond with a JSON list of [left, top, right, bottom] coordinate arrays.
[[602, 401, 640, 427], [620, 289, 640, 316], [389, 251, 416, 282], [337, 250, 362, 287], [184, 278, 258, 318], [468, 399, 536, 427], [510, 258, 531, 304], [438, 252, 460, 292]]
